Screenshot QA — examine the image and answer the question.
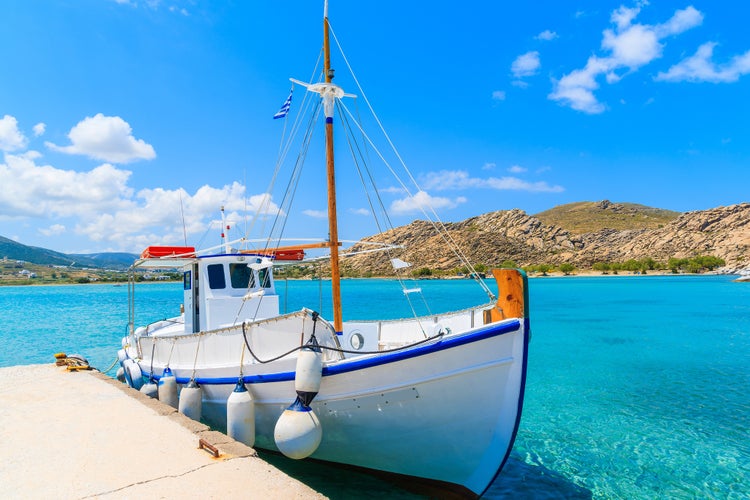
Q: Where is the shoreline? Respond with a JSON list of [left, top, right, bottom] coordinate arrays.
[[1, 269, 745, 287]]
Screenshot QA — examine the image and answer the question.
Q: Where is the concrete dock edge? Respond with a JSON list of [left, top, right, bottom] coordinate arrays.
[[0, 364, 327, 499]]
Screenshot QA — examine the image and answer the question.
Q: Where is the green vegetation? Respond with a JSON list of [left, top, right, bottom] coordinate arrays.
[[668, 255, 725, 274], [412, 267, 433, 277], [0, 259, 185, 286], [518, 254, 725, 277], [559, 263, 575, 275]]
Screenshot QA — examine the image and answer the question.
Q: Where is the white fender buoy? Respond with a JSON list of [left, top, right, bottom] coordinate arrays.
[[116, 366, 126, 383], [274, 398, 322, 459], [294, 345, 323, 406], [122, 359, 144, 390], [227, 380, 255, 447], [158, 367, 178, 408], [140, 379, 158, 398], [178, 379, 203, 421], [117, 349, 127, 363], [273, 335, 325, 459]]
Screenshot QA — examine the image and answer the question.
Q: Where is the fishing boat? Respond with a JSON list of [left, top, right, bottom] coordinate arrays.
[[116, 3, 530, 497]]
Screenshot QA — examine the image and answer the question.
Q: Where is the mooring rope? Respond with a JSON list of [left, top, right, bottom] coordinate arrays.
[[102, 356, 119, 374]]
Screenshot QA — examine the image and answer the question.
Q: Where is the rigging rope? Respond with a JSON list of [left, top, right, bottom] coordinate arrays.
[[336, 99, 431, 331], [329, 23, 495, 300]]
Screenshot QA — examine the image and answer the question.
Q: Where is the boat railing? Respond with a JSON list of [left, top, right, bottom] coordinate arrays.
[[135, 308, 343, 367], [340, 302, 497, 352]]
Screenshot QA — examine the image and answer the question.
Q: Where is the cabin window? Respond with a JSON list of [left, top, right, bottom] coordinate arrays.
[[259, 268, 272, 288], [230, 263, 255, 289], [207, 264, 226, 289], [183, 270, 191, 290]]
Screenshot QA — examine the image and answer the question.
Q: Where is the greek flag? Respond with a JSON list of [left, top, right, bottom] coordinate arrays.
[[273, 89, 293, 119]]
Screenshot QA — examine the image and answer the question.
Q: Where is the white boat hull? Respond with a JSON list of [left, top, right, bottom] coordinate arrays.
[[128, 316, 528, 497]]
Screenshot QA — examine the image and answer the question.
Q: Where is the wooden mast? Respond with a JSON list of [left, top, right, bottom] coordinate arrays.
[[323, 1, 343, 334]]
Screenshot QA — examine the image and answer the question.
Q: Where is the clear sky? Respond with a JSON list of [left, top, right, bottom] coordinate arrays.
[[1, 1, 748, 254]]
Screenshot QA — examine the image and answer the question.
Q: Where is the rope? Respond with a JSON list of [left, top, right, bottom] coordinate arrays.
[[166, 338, 176, 369], [241, 316, 446, 365], [149, 340, 156, 382], [102, 356, 119, 374], [191, 335, 201, 381]]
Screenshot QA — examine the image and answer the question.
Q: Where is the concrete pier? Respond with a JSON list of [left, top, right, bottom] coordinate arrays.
[[0, 364, 327, 499]]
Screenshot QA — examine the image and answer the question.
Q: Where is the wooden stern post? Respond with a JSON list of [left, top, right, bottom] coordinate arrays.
[[485, 268, 528, 323]]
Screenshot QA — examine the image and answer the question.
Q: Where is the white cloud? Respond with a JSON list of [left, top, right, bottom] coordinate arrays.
[[492, 90, 506, 101], [511, 51, 541, 78], [77, 183, 280, 249], [508, 165, 527, 173], [33, 123, 46, 137], [46, 114, 156, 163], [39, 224, 66, 236], [536, 30, 558, 41], [485, 177, 563, 192], [0, 115, 28, 152], [421, 169, 563, 193], [302, 209, 327, 219], [656, 42, 750, 83], [0, 153, 133, 218], [390, 190, 466, 215], [482, 162, 496, 171], [0, 153, 281, 251], [349, 208, 370, 216], [549, 5, 703, 113]]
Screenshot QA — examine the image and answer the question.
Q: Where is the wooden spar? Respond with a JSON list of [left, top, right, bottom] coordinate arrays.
[[323, 3, 343, 334], [239, 241, 341, 253]]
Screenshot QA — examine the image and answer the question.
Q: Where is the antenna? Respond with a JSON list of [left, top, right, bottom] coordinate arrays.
[[179, 190, 188, 246]]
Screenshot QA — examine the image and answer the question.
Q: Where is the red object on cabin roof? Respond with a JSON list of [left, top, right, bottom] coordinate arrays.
[[140, 246, 196, 259], [272, 249, 305, 261]]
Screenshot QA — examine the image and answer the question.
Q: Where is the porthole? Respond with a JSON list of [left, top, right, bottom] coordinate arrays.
[[350, 332, 365, 350]]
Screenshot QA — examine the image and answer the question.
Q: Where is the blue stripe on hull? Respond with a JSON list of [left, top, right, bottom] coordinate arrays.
[[143, 318, 522, 385]]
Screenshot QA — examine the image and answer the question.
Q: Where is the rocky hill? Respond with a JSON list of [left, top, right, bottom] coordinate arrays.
[[341, 201, 750, 273]]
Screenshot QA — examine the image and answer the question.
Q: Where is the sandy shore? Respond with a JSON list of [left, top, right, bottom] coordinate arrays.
[[0, 364, 327, 499]]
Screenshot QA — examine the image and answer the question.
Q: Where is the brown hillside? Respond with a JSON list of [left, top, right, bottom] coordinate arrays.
[[341, 202, 750, 273], [534, 200, 679, 234]]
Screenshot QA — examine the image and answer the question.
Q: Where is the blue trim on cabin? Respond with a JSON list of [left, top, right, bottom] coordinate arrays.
[[143, 318, 521, 386]]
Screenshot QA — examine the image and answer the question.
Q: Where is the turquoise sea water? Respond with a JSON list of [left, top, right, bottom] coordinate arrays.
[[1, 275, 748, 498]]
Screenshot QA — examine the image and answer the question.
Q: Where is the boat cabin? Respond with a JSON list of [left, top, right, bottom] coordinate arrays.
[[182, 254, 280, 333], [135, 246, 281, 334]]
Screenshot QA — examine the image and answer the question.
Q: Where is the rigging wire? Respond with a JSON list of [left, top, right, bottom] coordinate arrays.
[[336, 100, 431, 329], [241, 49, 324, 246], [329, 23, 495, 300]]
